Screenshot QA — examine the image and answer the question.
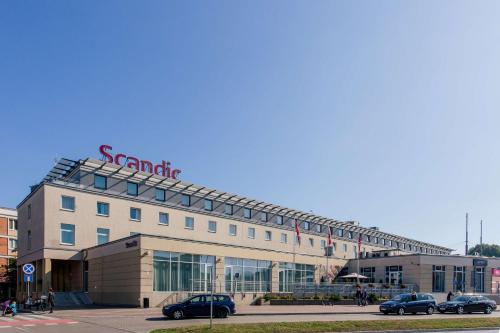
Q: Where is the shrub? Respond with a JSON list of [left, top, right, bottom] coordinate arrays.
[[329, 295, 341, 301], [263, 294, 272, 302], [367, 293, 378, 303], [313, 294, 320, 300]]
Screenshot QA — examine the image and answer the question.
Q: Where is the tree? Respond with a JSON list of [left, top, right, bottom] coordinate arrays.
[[467, 243, 500, 257], [0, 259, 17, 299]]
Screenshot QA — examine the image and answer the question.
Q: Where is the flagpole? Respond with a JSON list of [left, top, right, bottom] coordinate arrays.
[[293, 220, 296, 292]]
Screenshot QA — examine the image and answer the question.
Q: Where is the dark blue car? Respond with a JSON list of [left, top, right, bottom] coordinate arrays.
[[162, 294, 236, 320], [437, 295, 497, 314], [379, 293, 436, 315]]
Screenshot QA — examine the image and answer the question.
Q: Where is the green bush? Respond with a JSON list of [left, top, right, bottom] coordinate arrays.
[[263, 294, 272, 302], [313, 294, 320, 300], [368, 293, 378, 303], [329, 295, 341, 301]]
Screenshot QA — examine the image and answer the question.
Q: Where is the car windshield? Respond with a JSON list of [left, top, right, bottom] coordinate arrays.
[[452, 296, 469, 302], [392, 295, 410, 301]]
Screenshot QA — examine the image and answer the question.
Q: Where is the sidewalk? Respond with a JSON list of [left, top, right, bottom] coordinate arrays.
[[236, 304, 379, 316]]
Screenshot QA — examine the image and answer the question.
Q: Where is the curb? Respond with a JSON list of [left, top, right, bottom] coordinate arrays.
[[235, 311, 380, 316], [352, 328, 500, 333]]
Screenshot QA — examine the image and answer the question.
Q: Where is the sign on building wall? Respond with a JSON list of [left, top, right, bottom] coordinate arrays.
[[473, 259, 488, 267], [99, 145, 182, 179]]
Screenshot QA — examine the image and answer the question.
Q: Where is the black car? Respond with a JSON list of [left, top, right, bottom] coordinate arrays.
[[162, 294, 236, 320], [379, 293, 437, 315], [437, 295, 497, 314]]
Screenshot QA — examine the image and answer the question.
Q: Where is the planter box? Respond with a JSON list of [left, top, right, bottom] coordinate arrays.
[[269, 299, 387, 305]]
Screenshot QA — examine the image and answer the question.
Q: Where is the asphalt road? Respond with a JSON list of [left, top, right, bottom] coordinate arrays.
[[0, 309, 498, 333]]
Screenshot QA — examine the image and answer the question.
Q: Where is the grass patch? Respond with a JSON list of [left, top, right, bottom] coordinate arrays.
[[151, 317, 500, 333]]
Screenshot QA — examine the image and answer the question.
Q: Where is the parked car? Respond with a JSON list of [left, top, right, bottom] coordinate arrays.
[[162, 294, 235, 320], [379, 293, 437, 315], [437, 295, 497, 314]]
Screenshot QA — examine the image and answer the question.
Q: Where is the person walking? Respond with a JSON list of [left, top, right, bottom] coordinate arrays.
[[361, 288, 368, 306], [48, 288, 55, 313], [355, 286, 362, 306], [446, 291, 453, 302]]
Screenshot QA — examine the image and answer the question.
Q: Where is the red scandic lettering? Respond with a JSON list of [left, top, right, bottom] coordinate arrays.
[[171, 169, 181, 179], [127, 156, 140, 171], [114, 153, 127, 166], [141, 160, 153, 173], [165, 161, 171, 178], [154, 161, 166, 177], [99, 145, 113, 163]]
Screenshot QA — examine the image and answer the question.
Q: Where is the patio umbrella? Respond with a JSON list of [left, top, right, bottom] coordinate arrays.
[[338, 273, 369, 279]]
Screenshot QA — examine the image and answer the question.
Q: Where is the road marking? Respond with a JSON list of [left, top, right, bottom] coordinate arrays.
[[45, 323, 58, 326], [22, 324, 35, 327], [0, 317, 15, 322], [30, 315, 57, 320], [68, 321, 79, 324], [15, 315, 39, 321]]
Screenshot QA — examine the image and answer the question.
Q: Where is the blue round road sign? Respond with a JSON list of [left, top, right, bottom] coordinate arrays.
[[23, 264, 35, 275]]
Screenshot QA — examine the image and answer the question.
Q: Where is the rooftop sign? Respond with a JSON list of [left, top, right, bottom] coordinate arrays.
[[99, 145, 182, 179]]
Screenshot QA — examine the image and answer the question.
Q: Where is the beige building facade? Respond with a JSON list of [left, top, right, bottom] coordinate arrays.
[[17, 157, 454, 306]]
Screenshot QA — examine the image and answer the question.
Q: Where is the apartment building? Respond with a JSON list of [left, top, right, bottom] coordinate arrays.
[[0, 207, 18, 298]]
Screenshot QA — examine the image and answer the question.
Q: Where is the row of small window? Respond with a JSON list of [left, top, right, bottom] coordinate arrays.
[[59, 223, 110, 246], [90, 175, 443, 254]]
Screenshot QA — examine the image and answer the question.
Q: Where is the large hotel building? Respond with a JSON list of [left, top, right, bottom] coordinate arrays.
[[15, 153, 500, 307]]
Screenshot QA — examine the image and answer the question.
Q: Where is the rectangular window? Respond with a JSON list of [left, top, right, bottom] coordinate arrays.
[[453, 266, 466, 292], [353, 245, 357, 256], [8, 239, 17, 250], [224, 204, 233, 215], [276, 215, 283, 225], [208, 220, 217, 233], [260, 212, 267, 222], [337, 229, 343, 237], [432, 265, 446, 292], [127, 182, 138, 196], [97, 228, 110, 245], [204, 199, 213, 211], [243, 208, 251, 219], [348, 231, 353, 239], [155, 188, 166, 202], [159, 212, 169, 225], [332, 242, 337, 251], [8, 219, 17, 231], [280, 233, 287, 243], [361, 267, 376, 283], [343, 244, 347, 252], [265, 231, 272, 241], [229, 224, 237, 236], [60, 223, 75, 245], [303, 221, 310, 230], [94, 174, 107, 190], [185, 217, 194, 229], [181, 194, 191, 207], [320, 239, 326, 248], [224, 257, 272, 293], [27, 230, 31, 249], [130, 208, 141, 221], [247, 227, 255, 239], [97, 202, 109, 216], [61, 196, 75, 211], [316, 224, 322, 233], [309, 238, 314, 247], [28, 204, 31, 219]]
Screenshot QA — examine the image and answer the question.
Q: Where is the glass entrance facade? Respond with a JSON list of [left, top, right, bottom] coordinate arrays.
[[153, 251, 214, 292], [278, 262, 315, 292], [385, 266, 403, 285], [224, 257, 271, 293]]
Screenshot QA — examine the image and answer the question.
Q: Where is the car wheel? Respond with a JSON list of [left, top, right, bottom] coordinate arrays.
[[484, 306, 492, 314], [172, 310, 183, 320], [426, 307, 434, 315], [217, 309, 228, 318], [456, 306, 464, 315], [398, 307, 405, 316]]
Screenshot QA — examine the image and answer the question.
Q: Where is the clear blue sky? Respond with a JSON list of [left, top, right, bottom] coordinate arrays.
[[1, 1, 499, 253]]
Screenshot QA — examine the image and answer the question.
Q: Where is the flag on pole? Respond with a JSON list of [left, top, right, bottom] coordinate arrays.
[[294, 219, 301, 246], [327, 226, 332, 247], [357, 234, 362, 256]]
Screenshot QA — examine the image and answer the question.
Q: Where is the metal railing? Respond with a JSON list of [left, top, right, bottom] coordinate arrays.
[[293, 283, 418, 298]]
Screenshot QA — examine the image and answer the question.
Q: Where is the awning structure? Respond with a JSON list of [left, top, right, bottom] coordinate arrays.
[[339, 273, 369, 279]]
